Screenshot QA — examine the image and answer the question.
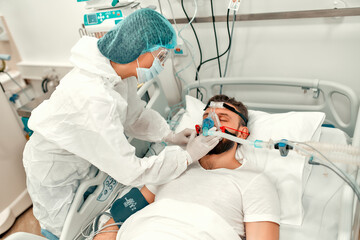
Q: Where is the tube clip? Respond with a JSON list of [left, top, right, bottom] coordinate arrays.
[[274, 139, 293, 157]]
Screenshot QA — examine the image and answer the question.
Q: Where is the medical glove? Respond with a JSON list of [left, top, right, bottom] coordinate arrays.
[[186, 131, 220, 164], [163, 128, 195, 146], [110, 188, 149, 227]]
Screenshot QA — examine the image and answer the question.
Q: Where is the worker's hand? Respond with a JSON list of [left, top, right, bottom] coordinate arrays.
[[164, 129, 195, 146], [186, 131, 220, 164]]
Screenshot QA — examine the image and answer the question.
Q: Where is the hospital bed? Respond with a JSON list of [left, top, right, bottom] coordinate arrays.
[[5, 77, 360, 240]]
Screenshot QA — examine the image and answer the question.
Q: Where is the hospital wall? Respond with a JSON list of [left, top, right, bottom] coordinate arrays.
[[0, 0, 359, 106]]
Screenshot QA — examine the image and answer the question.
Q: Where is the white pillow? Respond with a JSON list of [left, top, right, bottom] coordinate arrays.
[[174, 95, 206, 134], [174, 95, 325, 226]]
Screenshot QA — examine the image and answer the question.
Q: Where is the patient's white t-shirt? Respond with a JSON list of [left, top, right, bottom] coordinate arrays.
[[147, 158, 280, 237]]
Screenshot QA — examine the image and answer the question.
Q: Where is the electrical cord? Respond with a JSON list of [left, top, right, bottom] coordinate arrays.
[[169, 0, 199, 96], [180, 0, 202, 80], [221, 10, 237, 94], [157, 0, 163, 14], [195, 9, 231, 76], [291, 141, 360, 201], [180, 0, 203, 99], [180, 2, 231, 100], [41, 77, 50, 93], [0, 82, 5, 93], [315, 161, 358, 198], [223, 10, 237, 77], [201, 9, 232, 70], [210, 0, 222, 78]]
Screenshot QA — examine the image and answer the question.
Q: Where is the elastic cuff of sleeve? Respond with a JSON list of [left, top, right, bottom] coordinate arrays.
[[145, 184, 157, 195], [244, 214, 281, 225], [184, 151, 194, 165], [162, 130, 174, 143]]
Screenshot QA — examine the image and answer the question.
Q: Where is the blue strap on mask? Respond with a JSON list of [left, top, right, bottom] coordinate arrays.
[[110, 188, 149, 226]]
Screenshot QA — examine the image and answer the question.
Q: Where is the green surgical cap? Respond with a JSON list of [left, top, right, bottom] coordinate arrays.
[[97, 8, 177, 64]]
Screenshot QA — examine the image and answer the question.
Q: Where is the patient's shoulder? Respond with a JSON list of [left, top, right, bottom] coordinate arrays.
[[235, 158, 263, 175]]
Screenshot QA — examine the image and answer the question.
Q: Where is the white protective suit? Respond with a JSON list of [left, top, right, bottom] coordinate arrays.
[[22, 36, 189, 237]]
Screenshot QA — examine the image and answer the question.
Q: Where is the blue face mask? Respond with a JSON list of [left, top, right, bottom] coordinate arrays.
[[136, 57, 164, 84]]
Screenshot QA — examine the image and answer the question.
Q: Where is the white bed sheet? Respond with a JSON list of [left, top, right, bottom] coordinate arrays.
[[280, 127, 351, 240]]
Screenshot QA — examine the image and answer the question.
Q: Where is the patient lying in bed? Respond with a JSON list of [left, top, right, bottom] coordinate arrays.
[[93, 94, 280, 240]]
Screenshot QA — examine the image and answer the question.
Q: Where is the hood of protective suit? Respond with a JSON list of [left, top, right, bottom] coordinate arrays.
[[70, 36, 120, 82]]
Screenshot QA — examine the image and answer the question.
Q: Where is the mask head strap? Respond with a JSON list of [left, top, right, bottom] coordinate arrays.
[[203, 101, 248, 126]]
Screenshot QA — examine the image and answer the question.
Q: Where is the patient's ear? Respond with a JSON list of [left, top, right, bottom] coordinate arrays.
[[238, 126, 249, 139]]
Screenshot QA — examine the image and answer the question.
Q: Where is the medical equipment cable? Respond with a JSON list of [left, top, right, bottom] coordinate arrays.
[[210, 0, 222, 78], [41, 77, 50, 93], [291, 141, 360, 200], [180, 0, 202, 80], [167, 0, 194, 94], [93, 211, 112, 232], [192, 10, 232, 77], [180, 1, 232, 94], [87, 222, 124, 239], [82, 222, 122, 239], [221, 10, 237, 94], [167, 102, 185, 123], [193, 9, 232, 80], [172, 0, 199, 85], [316, 180, 346, 237], [316, 161, 358, 198], [274, 140, 360, 198], [82, 186, 138, 239], [179, 0, 203, 99], [297, 141, 360, 165], [180, 4, 232, 99], [275, 139, 360, 201], [157, 0, 163, 15], [207, 129, 360, 200], [1, 71, 32, 101], [223, 10, 236, 77], [0, 82, 5, 93], [79, 185, 126, 239]]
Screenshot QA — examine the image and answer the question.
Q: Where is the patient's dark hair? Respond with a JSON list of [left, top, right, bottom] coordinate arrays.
[[207, 94, 248, 127]]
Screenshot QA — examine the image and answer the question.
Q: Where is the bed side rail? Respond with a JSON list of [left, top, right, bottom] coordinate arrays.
[[338, 106, 360, 240], [60, 170, 125, 240]]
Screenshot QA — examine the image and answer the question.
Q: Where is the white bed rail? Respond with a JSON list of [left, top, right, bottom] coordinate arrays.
[[182, 77, 359, 137], [338, 106, 360, 240], [60, 170, 125, 240]]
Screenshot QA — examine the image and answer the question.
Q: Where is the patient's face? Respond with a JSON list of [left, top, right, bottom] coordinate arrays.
[[203, 104, 241, 155]]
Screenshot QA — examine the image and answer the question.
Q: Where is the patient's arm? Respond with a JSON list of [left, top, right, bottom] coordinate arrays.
[[141, 186, 155, 203], [93, 187, 155, 240], [92, 218, 118, 240], [244, 221, 279, 240]]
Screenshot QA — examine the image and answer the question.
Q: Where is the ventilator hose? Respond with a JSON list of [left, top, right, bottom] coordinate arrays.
[[299, 142, 360, 166], [209, 131, 254, 146]]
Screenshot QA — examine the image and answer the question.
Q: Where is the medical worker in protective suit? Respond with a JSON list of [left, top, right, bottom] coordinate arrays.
[[22, 8, 220, 239]]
